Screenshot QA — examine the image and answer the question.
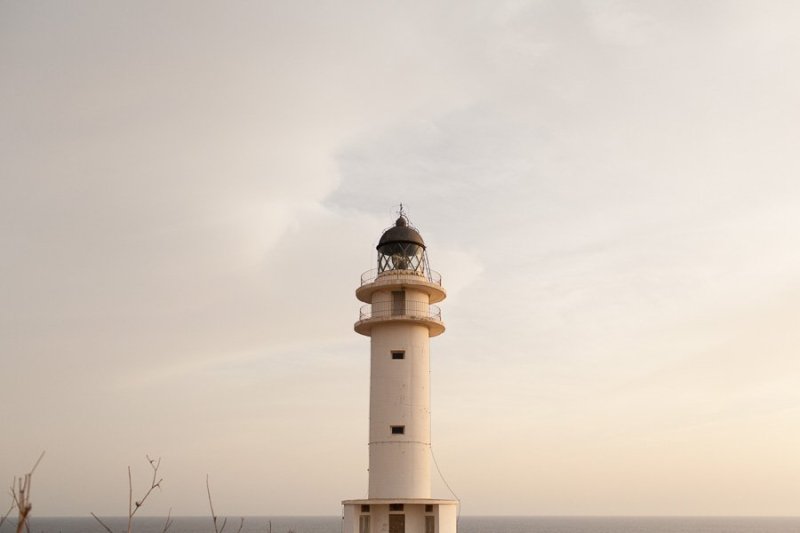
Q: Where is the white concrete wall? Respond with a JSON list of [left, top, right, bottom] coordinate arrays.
[[404, 505, 425, 533], [436, 504, 458, 533], [405, 288, 430, 317], [368, 291, 432, 499], [345, 502, 455, 533], [371, 289, 392, 308], [372, 504, 389, 533], [342, 504, 359, 533]]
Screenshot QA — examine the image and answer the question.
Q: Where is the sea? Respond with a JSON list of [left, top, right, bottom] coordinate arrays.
[[5, 516, 800, 533]]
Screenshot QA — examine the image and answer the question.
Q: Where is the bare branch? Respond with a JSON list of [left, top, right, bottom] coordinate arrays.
[[92, 455, 164, 533], [127, 455, 163, 533], [0, 501, 15, 529], [160, 508, 174, 533], [10, 452, 45, 533], [127, 466, 133, 533], [206, 475, 237, 533], [205, 475, 244, 533], [206, 475, 220, 533], [28, 453, 45, 477], [90, 512, 115, 533], [10, 477, 19, 509]]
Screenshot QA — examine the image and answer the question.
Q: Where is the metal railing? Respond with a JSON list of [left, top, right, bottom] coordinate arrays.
[[360, 268, 442, 287], [359, 300, 442, 322]]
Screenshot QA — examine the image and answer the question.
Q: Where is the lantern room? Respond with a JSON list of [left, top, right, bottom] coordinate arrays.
[[376, 215, 430, 277]]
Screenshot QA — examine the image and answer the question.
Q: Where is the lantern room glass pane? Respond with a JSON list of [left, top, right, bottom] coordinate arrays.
[[378, 243, 426, 275]]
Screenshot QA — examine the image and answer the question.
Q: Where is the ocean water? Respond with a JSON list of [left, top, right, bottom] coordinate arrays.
[[7, 516, 800, 533]]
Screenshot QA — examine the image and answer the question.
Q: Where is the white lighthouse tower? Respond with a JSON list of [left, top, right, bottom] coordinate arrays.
[[342, 211, 458, 533]]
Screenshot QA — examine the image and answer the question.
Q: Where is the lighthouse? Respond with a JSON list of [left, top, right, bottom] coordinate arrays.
[[342, 211, 458, 533]]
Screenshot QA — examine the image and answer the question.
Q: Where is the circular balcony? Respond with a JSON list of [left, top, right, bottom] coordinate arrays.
[[360, 268, 442, 286], [356, 268, 446, 304], [354, 300, 445, 337]]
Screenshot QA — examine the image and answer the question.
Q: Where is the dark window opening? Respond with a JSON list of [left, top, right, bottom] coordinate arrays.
[[392, 290, 405, 316], [389, 514, 404, 533], [361, 505, 370, 513], [391, 351, 405, 360], [391, 425, 405, 435], [389, 503, 404, 512], [425, 505, 433, 513]]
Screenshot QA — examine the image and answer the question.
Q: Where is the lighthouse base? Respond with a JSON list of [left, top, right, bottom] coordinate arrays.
[[342, 499, 457, 533]]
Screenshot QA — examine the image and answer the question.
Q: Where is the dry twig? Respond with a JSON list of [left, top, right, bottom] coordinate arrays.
[[160, 508, 174, 533], [206, 475, 244, 533], [0, 503, 14, 530], [206, 475, 224, 533], [8, 451, 45, 533], [91, 455, 164, 533], [90, 512, 114, 533], [127, 455, 163, 533]]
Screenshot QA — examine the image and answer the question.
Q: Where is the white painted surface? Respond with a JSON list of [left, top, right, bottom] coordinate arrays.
[[341, 502, 458, 533], [403, 504, 425, 533], [436, 503, 458, 533], [342, 504, 359, 533], [368, 315, 432, 498]]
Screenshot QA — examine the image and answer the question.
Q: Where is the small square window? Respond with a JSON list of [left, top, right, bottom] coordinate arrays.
[[389, 503, 404, 512], [361, 505, 370, 513], [391, 351, 405, 360], [391, 425, 405, 435], [425, 504, 433, 513]]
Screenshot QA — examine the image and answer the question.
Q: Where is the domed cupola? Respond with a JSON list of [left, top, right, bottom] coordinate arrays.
[[376, 214, 428, 275]]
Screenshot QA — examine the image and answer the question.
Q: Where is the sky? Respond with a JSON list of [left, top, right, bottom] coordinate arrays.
[[2, 0, 800, 518]]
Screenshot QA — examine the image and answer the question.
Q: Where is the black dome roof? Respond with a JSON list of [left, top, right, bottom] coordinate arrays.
[[377, 216, 426, 250]]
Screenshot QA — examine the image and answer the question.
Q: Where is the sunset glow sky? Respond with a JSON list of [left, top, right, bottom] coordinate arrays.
[[2, 0, 800, 517]]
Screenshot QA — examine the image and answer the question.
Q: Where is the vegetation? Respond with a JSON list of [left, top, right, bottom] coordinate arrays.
[[91, 455, 172, 533], [0, 451, 45, 533], [1, 455, 284, 533]]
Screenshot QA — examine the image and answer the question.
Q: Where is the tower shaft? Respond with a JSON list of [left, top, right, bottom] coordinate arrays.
[[369, 320, 431, 498]]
